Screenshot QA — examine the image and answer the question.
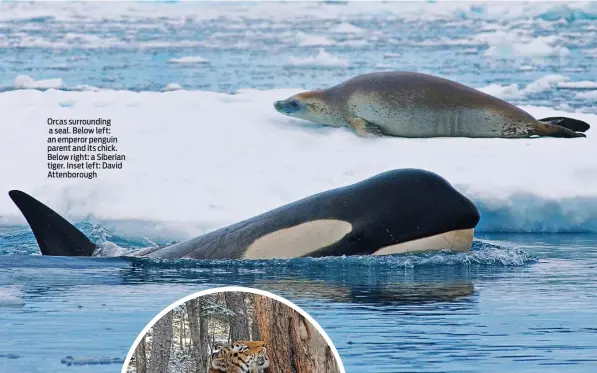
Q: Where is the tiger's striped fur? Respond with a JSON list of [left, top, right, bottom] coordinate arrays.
[[209, 341, 270, 373]]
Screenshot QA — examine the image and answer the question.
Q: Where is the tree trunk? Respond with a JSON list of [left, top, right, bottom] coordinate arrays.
[[135, 336, 148, 373], [148, 311, 173, 373], [182, 309, 187, 351], [247, 295, 261, 341], [254, 296, 339, 373], [251, 313, 261, 341], [187, 298, 206, 373], [225, 292, 250, 341], [179, 308, 184, 351], [198, 297, 210, 373]]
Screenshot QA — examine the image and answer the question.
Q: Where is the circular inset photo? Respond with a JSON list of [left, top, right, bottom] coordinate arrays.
[[122, 286, 344, 373]]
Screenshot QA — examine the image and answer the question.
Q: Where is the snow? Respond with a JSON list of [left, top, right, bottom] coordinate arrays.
[[163, 83, 184, 92], [0, 88, 595, 235]]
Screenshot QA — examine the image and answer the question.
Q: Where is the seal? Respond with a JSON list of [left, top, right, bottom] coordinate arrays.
[[8, 169, 480, 259], [273, 71, 590, 138]]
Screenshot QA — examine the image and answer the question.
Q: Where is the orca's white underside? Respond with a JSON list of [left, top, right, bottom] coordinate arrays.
[[373, 228, 474, 256]]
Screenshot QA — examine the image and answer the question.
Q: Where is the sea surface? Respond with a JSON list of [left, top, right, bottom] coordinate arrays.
[[1, 1, 597, 373], [1, 233, 597, 372], [0, 1, 597, 112]]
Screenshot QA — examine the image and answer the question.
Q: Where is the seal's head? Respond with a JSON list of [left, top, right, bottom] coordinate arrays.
[[273, 96, 303, 115], [274, 90, 340, 127]]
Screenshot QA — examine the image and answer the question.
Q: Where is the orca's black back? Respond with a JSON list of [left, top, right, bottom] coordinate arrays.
[[145, 169, 480, 259]]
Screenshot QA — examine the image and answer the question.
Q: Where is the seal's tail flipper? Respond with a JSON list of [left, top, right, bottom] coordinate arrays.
[[539, 117, 590, 133], [8, 190, 97, 256], [532, 122, 587, 138]]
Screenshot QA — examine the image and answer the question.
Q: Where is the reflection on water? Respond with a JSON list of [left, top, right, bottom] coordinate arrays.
[[254, 279, 475, 306]]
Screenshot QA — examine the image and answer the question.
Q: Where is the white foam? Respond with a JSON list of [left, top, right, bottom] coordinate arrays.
[[168, 56, 210, 65], [94, 241, 129, 257], [285, 49, 349, 68], [0, 88, 595, 235], [14, 75, 63, 90], [0, 287, 25, 308]]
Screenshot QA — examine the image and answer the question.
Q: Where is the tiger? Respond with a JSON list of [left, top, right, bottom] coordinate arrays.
[[249, 346, 269, 373], [239, 341, 269, 373], [209, 341, 270, 373]]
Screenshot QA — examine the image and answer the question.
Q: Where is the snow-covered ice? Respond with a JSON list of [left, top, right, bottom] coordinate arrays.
[[0, 88, 595, 236]]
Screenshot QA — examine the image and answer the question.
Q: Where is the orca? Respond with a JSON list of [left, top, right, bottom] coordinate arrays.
[[8, 169, 480, 259]]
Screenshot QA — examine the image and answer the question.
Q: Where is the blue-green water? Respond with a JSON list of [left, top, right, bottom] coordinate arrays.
[[1, 232, 597, 372], [1, 2, 597, 112]]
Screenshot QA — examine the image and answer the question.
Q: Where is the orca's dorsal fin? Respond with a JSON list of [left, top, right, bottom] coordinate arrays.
[[8, 190, 96, 256]]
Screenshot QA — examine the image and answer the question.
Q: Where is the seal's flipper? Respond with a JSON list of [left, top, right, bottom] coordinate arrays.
[[539, 117, 590, 133], [531, 122, 587, 138], [8, 190, 96, 256], [347, 117, 384, 137]]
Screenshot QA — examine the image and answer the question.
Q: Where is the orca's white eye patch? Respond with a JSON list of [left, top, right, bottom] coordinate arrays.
[[243, 219, 353, 259]]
